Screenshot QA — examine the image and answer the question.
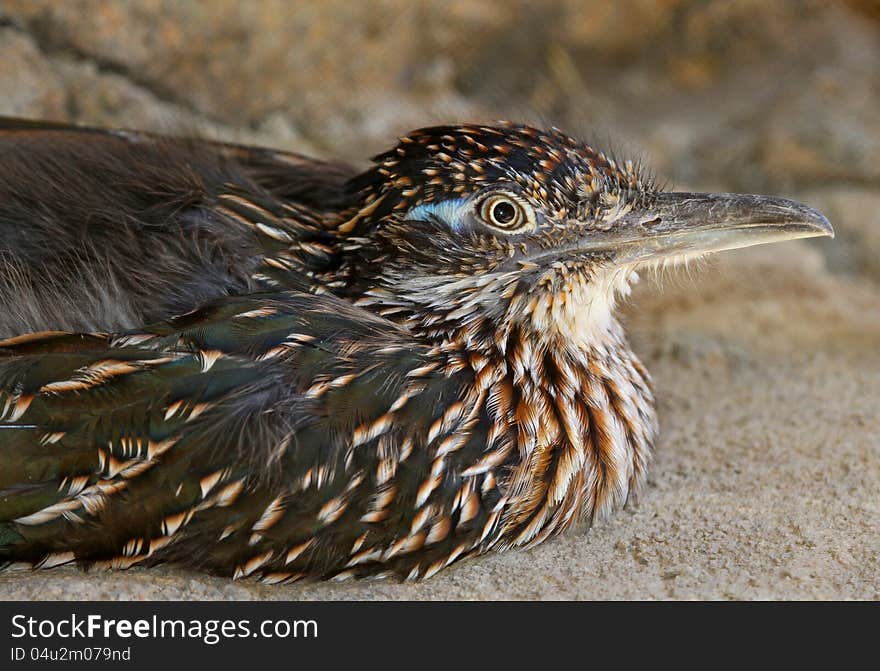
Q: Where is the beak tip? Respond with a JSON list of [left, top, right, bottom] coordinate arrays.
[[801, 204, 835, 240]]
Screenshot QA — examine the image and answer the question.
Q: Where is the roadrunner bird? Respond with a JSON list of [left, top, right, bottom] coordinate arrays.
[[0, 119, 832, 581]]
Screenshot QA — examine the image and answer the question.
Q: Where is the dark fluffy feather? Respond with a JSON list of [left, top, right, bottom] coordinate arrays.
[[0, 119, 355, 337]]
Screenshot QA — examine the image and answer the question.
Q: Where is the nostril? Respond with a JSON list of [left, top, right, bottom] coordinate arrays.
[[640, 217, 662, 228]]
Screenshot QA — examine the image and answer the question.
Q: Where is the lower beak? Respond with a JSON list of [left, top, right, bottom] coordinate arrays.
[[608, 192, 834, 264]]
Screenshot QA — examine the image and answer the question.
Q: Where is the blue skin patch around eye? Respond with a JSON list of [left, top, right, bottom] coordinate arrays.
[[405, 198, 472, 232]]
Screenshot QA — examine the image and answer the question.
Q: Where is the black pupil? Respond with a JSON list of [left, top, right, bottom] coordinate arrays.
[[492, 201, 517, 225]]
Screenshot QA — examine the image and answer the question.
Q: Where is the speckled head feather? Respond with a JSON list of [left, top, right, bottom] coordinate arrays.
[[331, 125, 660, 352], [341, 123, 648, 232]]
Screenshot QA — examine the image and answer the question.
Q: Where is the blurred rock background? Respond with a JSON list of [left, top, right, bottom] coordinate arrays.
[[0, 0, 877, 599]]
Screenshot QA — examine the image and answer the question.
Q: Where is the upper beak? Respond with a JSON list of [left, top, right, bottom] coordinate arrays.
[[607, 192, 834, 264]]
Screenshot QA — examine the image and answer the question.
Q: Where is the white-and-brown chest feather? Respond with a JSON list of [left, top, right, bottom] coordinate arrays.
[[482, 321, 656, 550], [349, 268, 657, 567]]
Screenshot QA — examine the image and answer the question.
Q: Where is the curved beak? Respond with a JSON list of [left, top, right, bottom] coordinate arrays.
[[607, 192, 834, 264]]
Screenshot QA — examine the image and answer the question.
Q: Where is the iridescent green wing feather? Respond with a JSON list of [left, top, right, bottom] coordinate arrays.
[[0, 291, 498, 580]]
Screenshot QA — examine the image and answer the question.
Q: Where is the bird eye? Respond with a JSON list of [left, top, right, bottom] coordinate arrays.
[[477, 193, 535, 233]]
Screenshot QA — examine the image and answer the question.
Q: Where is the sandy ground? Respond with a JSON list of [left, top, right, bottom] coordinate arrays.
[[1, 236, 876, 601]]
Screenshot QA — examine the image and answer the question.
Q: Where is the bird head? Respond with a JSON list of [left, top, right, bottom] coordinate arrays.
[[338, 124, 833, 349]]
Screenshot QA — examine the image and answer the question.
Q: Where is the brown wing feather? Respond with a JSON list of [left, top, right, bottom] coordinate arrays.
[[0, 117, 356, 337]]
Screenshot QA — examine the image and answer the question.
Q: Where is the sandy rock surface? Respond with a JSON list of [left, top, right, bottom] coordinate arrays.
[[0, 1, 876, 599]]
